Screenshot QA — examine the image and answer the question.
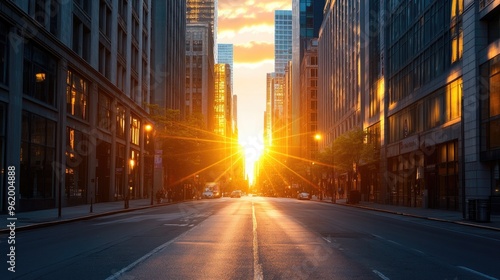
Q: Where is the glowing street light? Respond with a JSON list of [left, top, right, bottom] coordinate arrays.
[[144, 124, 155, 205]]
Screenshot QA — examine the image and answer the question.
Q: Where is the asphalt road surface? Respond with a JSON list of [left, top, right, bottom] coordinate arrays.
[[2, 196, 499, 280]]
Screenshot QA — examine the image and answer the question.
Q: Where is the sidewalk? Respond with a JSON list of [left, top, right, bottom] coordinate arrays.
[[312, 196, 500, 232], [1, 196, 499, 233], [0, 198, 174, 233]]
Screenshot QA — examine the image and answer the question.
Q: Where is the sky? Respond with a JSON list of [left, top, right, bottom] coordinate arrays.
[[217, 0, 292, 179]]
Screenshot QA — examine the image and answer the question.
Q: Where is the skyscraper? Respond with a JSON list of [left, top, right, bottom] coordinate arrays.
[[218, 43, 236, 133], [186, 23, 215, 131], [151, 1, 186, 117], [274, 10, 293, 74], [291, 0, 326, 157], [218, 43, 234, 94], [187, 0, 218, 61]]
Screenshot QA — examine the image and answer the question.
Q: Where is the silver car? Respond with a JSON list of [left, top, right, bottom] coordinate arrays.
[[297, 192, 310, 200]]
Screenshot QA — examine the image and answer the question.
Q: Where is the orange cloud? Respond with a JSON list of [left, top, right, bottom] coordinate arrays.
[[234, 42, 274, 64], [218, 0, 291, 35]]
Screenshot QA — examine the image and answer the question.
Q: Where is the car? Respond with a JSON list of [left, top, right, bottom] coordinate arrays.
[[297, 192, 310, 200], [202, 190, 214, 199], [230, 190, 242, 198]]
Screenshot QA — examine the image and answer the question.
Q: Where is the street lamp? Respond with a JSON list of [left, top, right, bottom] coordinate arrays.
[[124, 158, 135, 209], [144, 124, 154, 205], [331, 141, 336, 204]]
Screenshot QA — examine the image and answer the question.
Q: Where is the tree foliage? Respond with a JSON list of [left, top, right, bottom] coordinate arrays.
[[147, 104, 222, 183], [330, 127, 378, 173]]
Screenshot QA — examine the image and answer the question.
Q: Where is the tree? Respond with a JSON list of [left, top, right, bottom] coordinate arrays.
[[330, 127, 378, 197], [147, 105, 221, 187]]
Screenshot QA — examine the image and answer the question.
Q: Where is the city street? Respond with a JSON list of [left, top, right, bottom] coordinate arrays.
[[2, 196, 500, 280]]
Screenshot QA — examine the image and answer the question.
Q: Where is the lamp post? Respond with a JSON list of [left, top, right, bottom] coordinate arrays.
[[126, 158, 135, 209], [145, 124, 154, 205], [332, 141, 336, 204]]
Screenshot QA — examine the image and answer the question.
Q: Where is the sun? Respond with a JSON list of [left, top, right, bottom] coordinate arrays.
[[239, 135, 265, 185]]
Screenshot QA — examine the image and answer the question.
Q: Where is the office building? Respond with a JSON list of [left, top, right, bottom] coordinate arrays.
[[187, 0, 218, 61], [218, 43, 234, 94], [151, 1, 186, 117], [299, 38, 319, 162], [275, 10, 293, 74], [186, 23, 215, 131], [292, 0, 326, 157], [318, 0, 500, 214], [0, 0, 155, 212]]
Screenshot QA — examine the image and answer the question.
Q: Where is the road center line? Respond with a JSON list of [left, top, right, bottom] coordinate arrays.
[[252, 202, 263, 280]]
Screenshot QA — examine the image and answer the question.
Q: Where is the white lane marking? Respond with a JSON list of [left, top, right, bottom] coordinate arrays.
[[105, 226, 195, 280], [252, 202, 264, 280], [458, 266, 498, 280], [373, 269, 391, 280], [322, 237, 332, 243], [164, 223, 189, 226]]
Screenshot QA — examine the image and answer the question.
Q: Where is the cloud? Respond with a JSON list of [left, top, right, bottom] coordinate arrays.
[[234, 42, 274, 64], [218, 0, 291, 39]]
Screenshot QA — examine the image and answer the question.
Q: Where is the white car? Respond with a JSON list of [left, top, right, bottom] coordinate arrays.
[[297, 192, 311, 200], [202, 190, 214, 199]]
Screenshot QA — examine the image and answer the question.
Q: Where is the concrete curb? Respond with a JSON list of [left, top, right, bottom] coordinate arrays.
[[0, 201, 179, 234]]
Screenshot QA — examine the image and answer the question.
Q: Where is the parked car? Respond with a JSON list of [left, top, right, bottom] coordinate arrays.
[[297, 192, 311, 200], [230, 190, 242, 198]]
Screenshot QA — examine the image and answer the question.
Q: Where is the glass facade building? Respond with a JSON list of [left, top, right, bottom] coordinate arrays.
[[275, 10, 293, 74], [0, 0, 157, 212], [317, 0, 500, 213]]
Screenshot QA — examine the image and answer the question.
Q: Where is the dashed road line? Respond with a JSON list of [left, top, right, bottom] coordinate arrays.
[[373, 269, 390, 280]]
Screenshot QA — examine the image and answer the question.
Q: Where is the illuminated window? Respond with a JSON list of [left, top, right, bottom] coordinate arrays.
[[446, 79, 462, 121], [116, 104, 126, 139], [66, 70, 88, 121], [130, 115, 140, 145]]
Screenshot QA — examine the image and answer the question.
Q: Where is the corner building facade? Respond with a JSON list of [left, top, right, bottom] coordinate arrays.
[[378, 0, 500, 212], [319, 0, 500, 213], [0, 1, 155, 212]]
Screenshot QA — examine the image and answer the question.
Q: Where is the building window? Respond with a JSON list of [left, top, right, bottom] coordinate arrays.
[[0, 104, 4, 201], [116, 104, 126, 139], [119, 0, 128, 23], [446, 79, 462, 121], [65, 127, 88, 200], [33, 0, 59, 35], [99, 43, 111, 79], [66, 70, 89, 121], [451, 28, 463, 63], [99, 0, 112, 38], [0, 21, 8, 85], [23, 42, 57, 107], [481, 56, 500, 151], [20, 112, 56, 199], [117, 26, 127, 58], [98, 91, 111, 131], [389, 78, 462, 143], [72, 15, 91, 62], [130, 115, 140, 145], [74, 0, 91, 15]]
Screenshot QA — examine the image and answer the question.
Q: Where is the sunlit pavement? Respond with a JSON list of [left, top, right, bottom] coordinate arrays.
[[1, 195, 499, 233]]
